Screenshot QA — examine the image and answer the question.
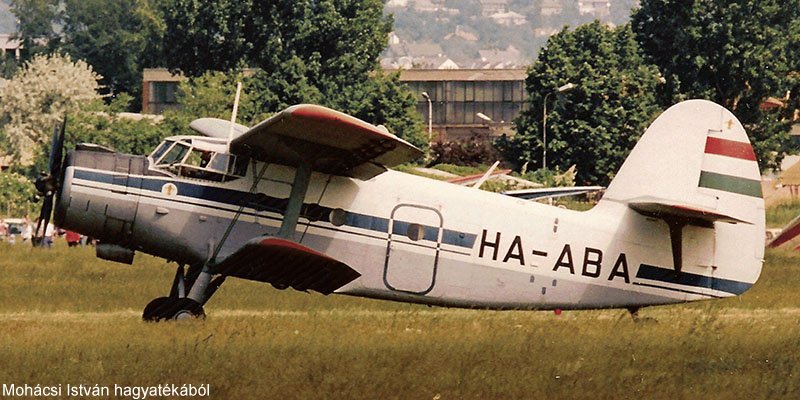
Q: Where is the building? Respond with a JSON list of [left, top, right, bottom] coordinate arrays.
[[142, 68, 182, 114], [0, 34, 22, 59], [577, 0, 611, 18], [142, 68, 530, 141], [539, 0, 564, 16], [395, 68, 528, 140], [477, 45, 525, 68], [490, 11, 528, 26], [443, 26, 479, 42], [479, 0, 509, 16]]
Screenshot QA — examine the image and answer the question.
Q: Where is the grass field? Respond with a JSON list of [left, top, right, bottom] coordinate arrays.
[[1, 242, 800, 399]]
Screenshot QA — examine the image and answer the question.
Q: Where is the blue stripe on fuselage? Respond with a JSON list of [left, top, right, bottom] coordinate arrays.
[[635, 264, 752, 295], [72, 168, 477, 249]]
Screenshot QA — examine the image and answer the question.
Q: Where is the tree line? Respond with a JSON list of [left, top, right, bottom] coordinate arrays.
[[1, 0, 425, 177], [0, 0, 797, 197], [502, 0, 800, 185]]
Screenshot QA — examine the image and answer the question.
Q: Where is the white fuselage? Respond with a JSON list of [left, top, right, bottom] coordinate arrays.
[[60, 157, 760, 311]]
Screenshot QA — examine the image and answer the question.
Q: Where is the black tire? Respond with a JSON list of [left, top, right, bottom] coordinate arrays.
[[142, 296, 172, 322], [142, 297, 205, 322]]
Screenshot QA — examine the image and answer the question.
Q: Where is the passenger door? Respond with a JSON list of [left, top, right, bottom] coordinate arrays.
[[383, 204, 443, 295]]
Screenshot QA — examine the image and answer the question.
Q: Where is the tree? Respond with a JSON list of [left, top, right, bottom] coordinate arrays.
[[340, 71, 426, 148], [20, 94, 181, 179], [160, 0, 389, 84], [0, 171, 37, 217], [631, 0, 800, 170], [11, 0, 164, 108], [0, 53, 103, 166], [160, 70, 270, 138], [58, 0, 164, 103], [167, 69, 426, 148], [499, 22, 663, 185], [159, 0, 424, 146], [9, 0, 59, 56]]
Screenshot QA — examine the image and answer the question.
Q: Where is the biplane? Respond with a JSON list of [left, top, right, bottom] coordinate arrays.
[[34, 99, 764, 321]]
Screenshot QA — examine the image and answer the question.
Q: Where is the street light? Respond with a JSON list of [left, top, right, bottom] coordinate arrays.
[[476, 112, 492, 122], [421, 92, 433, 143], [542, 82, 576, 170]]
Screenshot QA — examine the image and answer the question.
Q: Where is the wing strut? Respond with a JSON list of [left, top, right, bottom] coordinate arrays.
[[277, 160, 312, 240]]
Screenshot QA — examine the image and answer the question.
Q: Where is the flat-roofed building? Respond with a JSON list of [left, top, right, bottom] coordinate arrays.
[[395, 68, 528, 140], [142, 68, 529, 140], [142, 68, 182, 114]]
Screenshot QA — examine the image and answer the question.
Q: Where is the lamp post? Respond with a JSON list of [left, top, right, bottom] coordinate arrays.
[[542, 82, 576, 170], [421, 92, 433, 143], [476, 112, 492, 122], [476, 112, 493, 136]]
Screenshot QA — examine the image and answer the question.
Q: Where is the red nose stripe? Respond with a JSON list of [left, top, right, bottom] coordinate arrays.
[[704, 137, 757, 161]]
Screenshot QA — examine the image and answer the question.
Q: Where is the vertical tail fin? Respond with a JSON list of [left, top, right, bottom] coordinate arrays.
[[599, 99, 764, 294], [604, 99, 762, 221]]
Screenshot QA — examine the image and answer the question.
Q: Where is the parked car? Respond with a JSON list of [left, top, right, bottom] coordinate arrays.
[[4, 218, 26, 236]]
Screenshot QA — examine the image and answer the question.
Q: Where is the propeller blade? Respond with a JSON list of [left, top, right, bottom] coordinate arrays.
[[33, 193, 53, 247], [49, 117, 66, 178], [33, 118, 66, 247], [47, 123, 59, 177]]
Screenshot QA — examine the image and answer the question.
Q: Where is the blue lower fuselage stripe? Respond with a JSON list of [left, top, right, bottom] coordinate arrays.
[[635, 264, 752, 295]]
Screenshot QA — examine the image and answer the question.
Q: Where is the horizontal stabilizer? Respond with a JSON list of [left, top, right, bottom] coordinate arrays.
[[231, 104, 423, 180], [629, 200, 753, 226], [211, 237, 361, 295]]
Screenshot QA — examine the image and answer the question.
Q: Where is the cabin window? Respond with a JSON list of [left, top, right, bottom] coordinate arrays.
[[208, 153, 230, 173], [181, 166, 224, 182], [329, 208, 347, 226], [406, 223, 425, 241], [230, 155, 249, 176]]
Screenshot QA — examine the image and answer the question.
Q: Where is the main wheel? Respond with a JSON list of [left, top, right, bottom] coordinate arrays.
[[142, 297, 205, 321], [142, 296, 171, 322], [171, 298, 206, 320]]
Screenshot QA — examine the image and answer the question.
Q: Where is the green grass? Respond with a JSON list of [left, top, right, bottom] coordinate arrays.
[[766, 199, 800, 228], [1, 243, 800, 399]]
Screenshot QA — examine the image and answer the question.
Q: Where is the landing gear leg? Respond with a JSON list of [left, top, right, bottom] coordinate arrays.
[[627, 306, 641, 323], [143, 263, 223, 322], [626, 306, 657, 324]]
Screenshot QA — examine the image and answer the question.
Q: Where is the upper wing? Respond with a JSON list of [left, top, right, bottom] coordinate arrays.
[[211, 237, 361, 295], [231, 104, 423, 180], [503, 186, 604, 200]]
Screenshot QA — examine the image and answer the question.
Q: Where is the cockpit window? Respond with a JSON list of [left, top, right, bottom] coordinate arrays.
[[150, 140, 173, 163], [185, 148, 212, 168], [150, 139, 248, 183], [159, 143, 190, 166]]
